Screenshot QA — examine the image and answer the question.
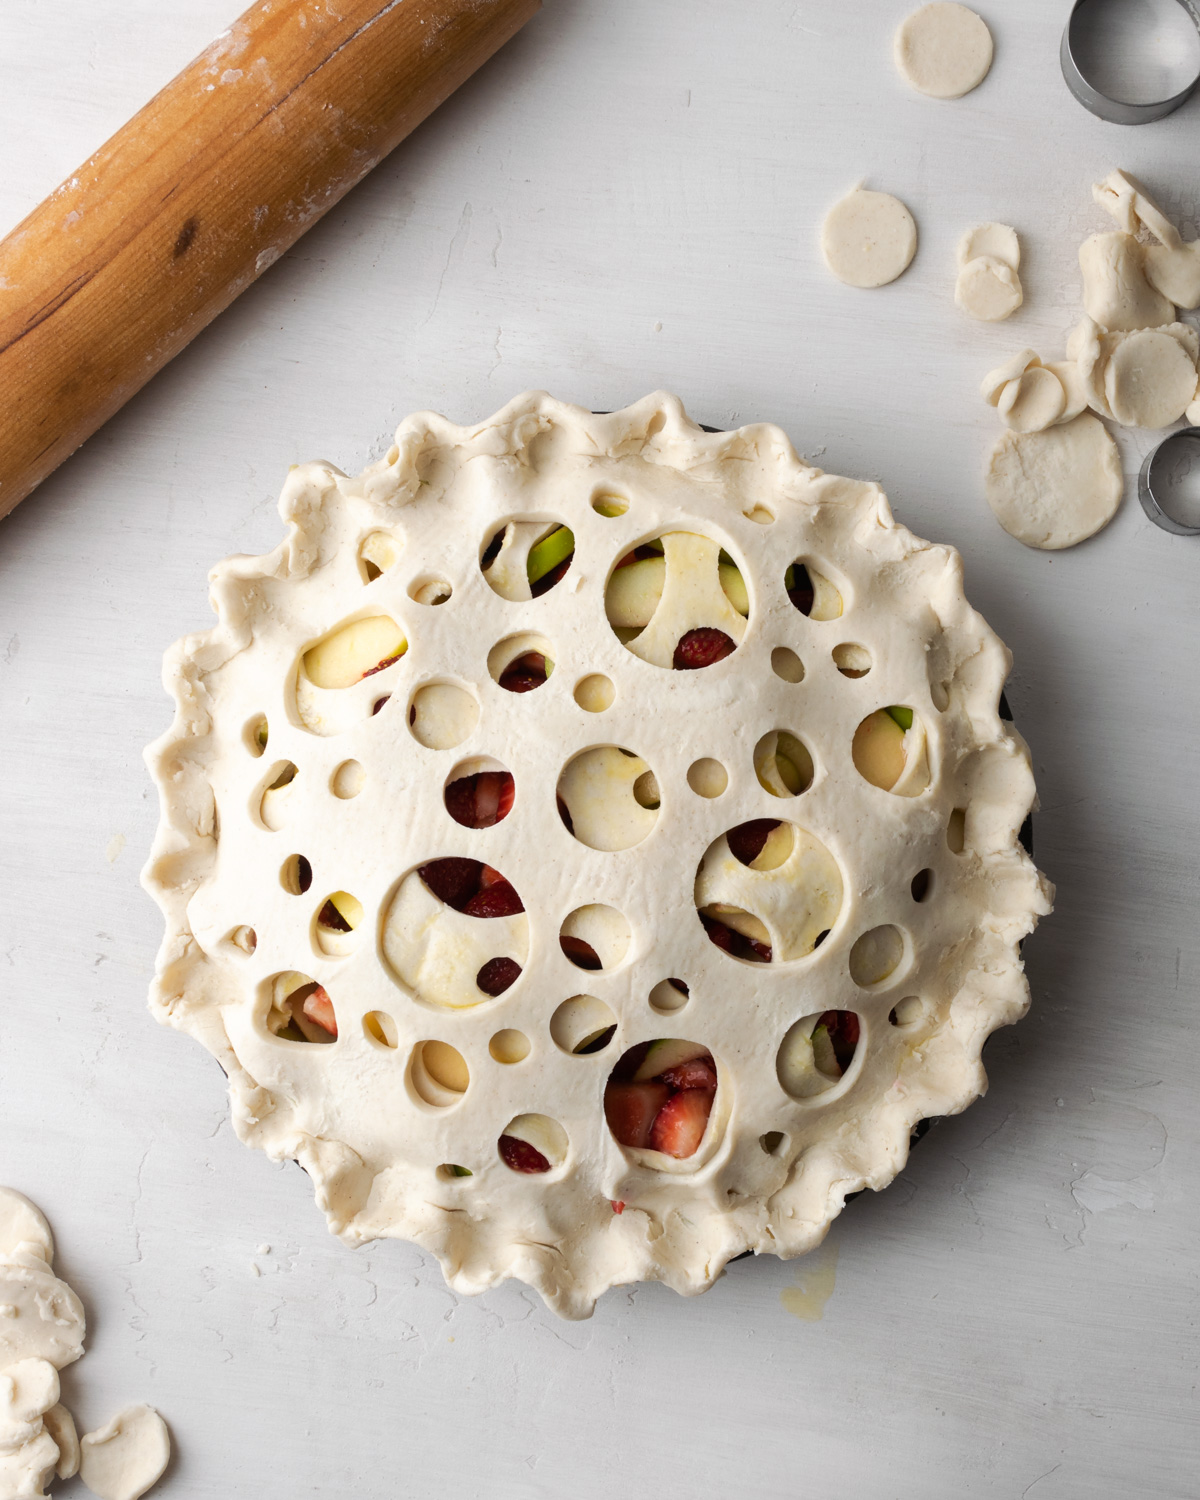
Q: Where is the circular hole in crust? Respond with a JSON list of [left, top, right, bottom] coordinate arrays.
[[785, 559, 843, 620], [910, 868, 934, 903], [889, 995, 926, 1028], [573, 673, 615, 713], [770, 647, 805, 683], [314, 890, 363, 956], [752, 731, 814, 799], [280, 854, 312, 895], [832, 642, 872, 678], [559, 904, 631, 971], [852, 707, 929, 796], [648, 978, 689, 1015], [947, 807, 967, 853], [489, 1028, 530, 1064], [695, 820, 843, 963], [550, 996, 617, 1055], [687, 758, 728, 798], [848, 924, 906, 988], [760, 1130, 787, 1156], [444, 759, 514, 829], [245, 715, 269, 756], [743, 505, 774, 524], [358, 530, 401, 582], [488, 633, 555, 694], [330, 760, 364, 799], [226, 925, 257, 955], [557, 746, 660, 851], [258, 761, 298, 830], [407, 682, 479, 750], [409, 1040, 469, 1108], [592, 491, 629, 518], [604, 1039, 718, 1159], [482, 519, 574, 599], [408, 575, 453, 606], [777, 1010, 861, 1099], [363, 1010, 398, 1049], [498, 1114, 568, 1174], [264, 972, 337, 1044], [436, 1163, 474, 1181], [604, 530, 748, 671]]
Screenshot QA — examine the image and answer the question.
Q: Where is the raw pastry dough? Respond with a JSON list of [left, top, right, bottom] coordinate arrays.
[[79, 1408, 171, 1500], [956, 223, 1022, 322], [822, 188, 917, 288], [985, 414, 1123, 550], [895, 3, 993, 98], [1104, 326, 1199, 429], [1079, 232, 1175, 334], [144, 391, 1051, 1319], [1094, 169, 1200, 310]]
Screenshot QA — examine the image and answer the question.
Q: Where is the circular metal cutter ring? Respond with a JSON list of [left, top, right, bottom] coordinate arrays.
[[1139, 427, 1200, 535], [1061, 0, 1200, 124]]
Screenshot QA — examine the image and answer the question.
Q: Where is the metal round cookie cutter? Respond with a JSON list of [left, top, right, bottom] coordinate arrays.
[[1139, 427, 1200, 534], [1061, 0, 1200, 124]]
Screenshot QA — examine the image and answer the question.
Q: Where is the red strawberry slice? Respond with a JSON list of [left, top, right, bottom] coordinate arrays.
[[303, 985, 337, 1038], [673, 628, 735, 670], [727, 819, 780, 866], [499, 652, 548, 693], [464, 878, 524, 918], [560, 934, 602, 970], [418, 857, 482, 909], [819, 1009, 861, 1072], [611, 1200, 625, 1214], [649, 1088, 713, 1158], [444, 771, 515, 829], [659, 1057, 717, 1091], [700, 913, 734, 952], [476, 957, 521, 996], [318, 899, 352, 932], [499, 1135, 549, 1173], [604, 1081, 670, 1149]]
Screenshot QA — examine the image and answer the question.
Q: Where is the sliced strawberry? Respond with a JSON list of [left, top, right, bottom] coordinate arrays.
[[499, 1134, 549, 1173], [362, 650, 403, 679], [604, 1081, 670, 1149], [303, 986, 337, 1038], [418, 857, 481, 909], [786, 563, 815, 616], [464, 878, 524, 918], [659, 1057, 717, 1091], [476, 957, 521, 995], [560, 934, 602, 970], [611, 1200, 625, 1215], [530, 558, 571, 598], [318, 899, 351, 932], [479, 864, 505, 887], [444, 773, 514, 829], [499, 652, 548, 693], [673, 628, 736, 670], [700, 913, 734, 952], [649, 1088, 713, 1158], [727, 819, 780, 866]]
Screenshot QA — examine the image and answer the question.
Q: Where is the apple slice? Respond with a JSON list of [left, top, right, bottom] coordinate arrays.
[[852, 709, 907, 791], [527, 525, 575, 585], [302, 615, 406, 689], [633, 1038, 710, 1082], [810, 1022, 839, 1078], [718, 560, 749, 615], [605, 556, 666, 628]]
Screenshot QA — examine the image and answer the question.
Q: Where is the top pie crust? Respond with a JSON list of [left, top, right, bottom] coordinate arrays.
[[143, 391, 1051, 1319]]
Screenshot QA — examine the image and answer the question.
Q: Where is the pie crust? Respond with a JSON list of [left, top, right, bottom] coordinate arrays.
[[143, 391, 1051, 1319]]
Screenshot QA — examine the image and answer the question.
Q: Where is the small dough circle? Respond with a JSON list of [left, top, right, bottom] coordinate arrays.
[[956, 255, 1023, 322], [895, 3, 994, 99], [0, 1187, 53, 1263], [1104, 329, 1199, 430], [822, 189, 917, 288], [999, 366, 1066, 433], [985, 414, 1123, 551], [958, 222, 1019, 270]]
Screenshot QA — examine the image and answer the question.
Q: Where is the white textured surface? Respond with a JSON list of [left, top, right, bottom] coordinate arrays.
[[0, 0, 1197, 1495]]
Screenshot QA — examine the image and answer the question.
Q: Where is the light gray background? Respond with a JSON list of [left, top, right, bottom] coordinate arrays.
[[1, 2, 1197, 1496]]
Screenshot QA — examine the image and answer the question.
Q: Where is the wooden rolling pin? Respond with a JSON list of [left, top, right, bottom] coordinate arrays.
[[0, 0, 540, 520]]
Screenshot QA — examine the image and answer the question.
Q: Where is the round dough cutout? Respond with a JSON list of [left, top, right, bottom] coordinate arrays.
[[895, 3, 994, 99], [822, 189, 917, 289], [985, 413, 1123, 550], [1105, 328, 1199, 430]]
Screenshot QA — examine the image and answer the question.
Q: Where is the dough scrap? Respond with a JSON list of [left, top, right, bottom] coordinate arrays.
[[0, 1190, 53, 1267], [997, 365, 1065, 433], [822, 188, 917, 288], [1093, 169, 1200, 310], [895, 3, 993, 99], [956, 254, 1023, 322], [985, 413, 1123, 549], [79, 1407, 171, 1500], [1079, 232, 1175, 334], [43, 1402, 79, 1479], [958, 222, 1019, 270]]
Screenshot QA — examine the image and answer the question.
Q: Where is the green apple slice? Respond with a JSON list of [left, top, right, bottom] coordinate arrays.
[[527, 525, 575, 584], [633, 1037, 709, 1082], [303, 615, 406, 689], [810, 1023, 840, 1078], [718, 560, 749, 616], [852, 709, 907, 791], [605, 556, 666, 628]]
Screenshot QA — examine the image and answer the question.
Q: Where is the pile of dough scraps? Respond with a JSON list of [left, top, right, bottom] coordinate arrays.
[[0, 1188, 170, 1500], [983, 170, 1200, 551]]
